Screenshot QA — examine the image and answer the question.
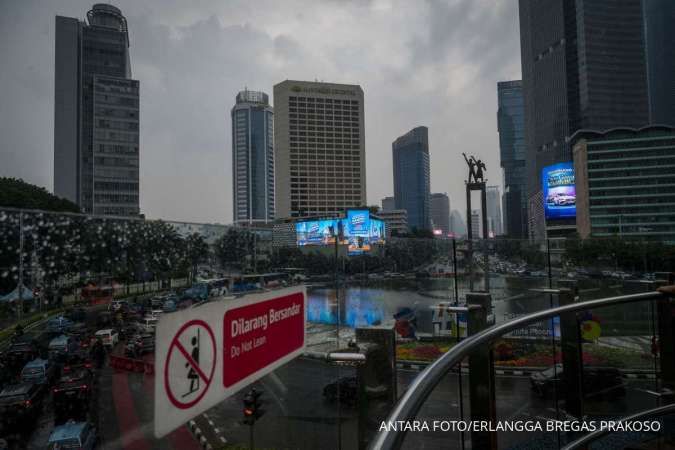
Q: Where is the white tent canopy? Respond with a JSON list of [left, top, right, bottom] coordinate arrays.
[[0, 283, 34, 302]]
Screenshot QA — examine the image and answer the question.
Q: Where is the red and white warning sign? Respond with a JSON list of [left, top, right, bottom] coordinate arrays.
[[154, 285, 306, 438]]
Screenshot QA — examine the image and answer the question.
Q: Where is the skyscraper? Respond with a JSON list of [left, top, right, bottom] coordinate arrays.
[[392, 127, 431, 231], [471, 210, 481, 239], [273, 80, 366, 218], [486, 186, 503, 238], [231, 90, 274, 224], [643, 0, 675, 126], [381, 196, 395, 211], [430, 193, 450, 236], [497, 80, 526, 238], [54, 4, 140, 216], [518, 0, 650, 237]]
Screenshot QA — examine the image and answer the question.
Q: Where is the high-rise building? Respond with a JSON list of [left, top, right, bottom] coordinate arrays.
[[497, 80, 526, 238], [518, 0, 650, 237], [471, 210, 481, 239], [392, 126, 431, 231], [377, 209, 408, 236], [273, 80, 366, 218], [430, 193, 450, 236], [231, 90, 274, 224], [381, 196, 396, 211], [644, 0, 675, 126], [450, 210, 467, 238], [573, 126, 675, 242], [54, 4, 140, 216], [486, 186, 503, 238]]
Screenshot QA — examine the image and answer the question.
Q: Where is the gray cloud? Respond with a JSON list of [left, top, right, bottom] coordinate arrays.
[[0, 0, 521, 224]]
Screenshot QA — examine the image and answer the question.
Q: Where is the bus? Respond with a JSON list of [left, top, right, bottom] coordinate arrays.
[[80, 283, 114, 306]]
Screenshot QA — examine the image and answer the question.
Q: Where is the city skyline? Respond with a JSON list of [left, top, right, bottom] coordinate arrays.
[[0, 0, 520, 224]]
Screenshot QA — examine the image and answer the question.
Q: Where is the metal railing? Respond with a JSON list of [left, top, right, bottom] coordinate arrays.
[[561, 403, 675, 450], [370, 289, 671, 450]]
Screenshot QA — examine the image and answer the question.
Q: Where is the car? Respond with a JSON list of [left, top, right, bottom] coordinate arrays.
[[124, 333, 154, 358], [3, 339, 40, 374], [47, 316, 74, 334], [96, 312, 112, 329], [53, 369, 94, 424], [109, 300, 128, 312], [47, 421, 97, 450], [162, 299, 177, 313], [65, 308, 87, 323], [48, 334, 79, 359], [21, 358, 59, 386], [140, 316, 159, 334], [94, 329, 119, 348], [0, 383, 47, 432], [530, 365, 626, 399], [323, 376, 358, 406]]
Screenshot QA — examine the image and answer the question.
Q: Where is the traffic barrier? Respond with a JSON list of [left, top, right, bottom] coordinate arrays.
[[109, 355, 154, 376]]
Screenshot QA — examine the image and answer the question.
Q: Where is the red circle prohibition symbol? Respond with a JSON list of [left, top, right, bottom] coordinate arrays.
[[164, 319, 216, 409]]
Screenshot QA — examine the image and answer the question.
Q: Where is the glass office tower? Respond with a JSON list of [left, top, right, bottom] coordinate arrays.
[[392, 126, 431, 231], [497, 80, 527, 238], [54, 4, 140, 216], [231, 90, 275, 223]]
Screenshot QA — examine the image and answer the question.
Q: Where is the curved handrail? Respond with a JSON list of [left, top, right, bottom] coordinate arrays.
[[561, 403, 675, 450], [370, 290, 669, 450]]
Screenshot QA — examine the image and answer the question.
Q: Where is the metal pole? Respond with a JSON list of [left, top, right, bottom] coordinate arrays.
[[334, 230, 341, 450], [18, 212, 24, 321], [452, 239, 459, 304]]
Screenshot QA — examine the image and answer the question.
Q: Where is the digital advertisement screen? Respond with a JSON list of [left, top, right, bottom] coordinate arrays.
[[347, 209, 370, 236], [542, 162, 576, 220], [296, 219, 338, 246], [296, 211, 386, 253]]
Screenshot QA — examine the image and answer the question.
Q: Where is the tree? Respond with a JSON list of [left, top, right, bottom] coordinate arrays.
[[0, 177, 80, 213], [184, 233, 209, 282], [214, 228, 254, 272]]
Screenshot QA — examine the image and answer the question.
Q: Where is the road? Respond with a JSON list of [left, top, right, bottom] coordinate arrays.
[[3, 306, 200, 450], [5, 306, 664, 450], [202, 358, 663, 450]]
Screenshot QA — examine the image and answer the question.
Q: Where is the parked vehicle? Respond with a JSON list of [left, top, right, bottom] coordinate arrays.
[[47, 421, 97, 450], [323, 376, 358, 406], [530, 365, 626, 399], [20, 358, 59, 386], [94, 329, 119, 348], [0, 383, 47, 432]]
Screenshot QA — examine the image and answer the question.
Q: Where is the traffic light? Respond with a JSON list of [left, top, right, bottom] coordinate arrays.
[[242, 388, 265, 425]]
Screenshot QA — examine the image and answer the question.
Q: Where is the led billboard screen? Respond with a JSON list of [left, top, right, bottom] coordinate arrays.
[[542, 162, 576, 220], [296, 211, 385, 254]]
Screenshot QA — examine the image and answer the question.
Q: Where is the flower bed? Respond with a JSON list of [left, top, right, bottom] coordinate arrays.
[[396, 338, 653, 368]]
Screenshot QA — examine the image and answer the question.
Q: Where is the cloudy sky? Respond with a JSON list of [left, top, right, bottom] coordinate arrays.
[[0, 0, 521, 224]]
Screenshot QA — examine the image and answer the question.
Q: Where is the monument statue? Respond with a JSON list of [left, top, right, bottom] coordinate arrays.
[[463, 153, 487, 183]]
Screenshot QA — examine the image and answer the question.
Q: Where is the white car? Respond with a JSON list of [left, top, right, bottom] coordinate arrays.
[[95, 328, 119, 347]]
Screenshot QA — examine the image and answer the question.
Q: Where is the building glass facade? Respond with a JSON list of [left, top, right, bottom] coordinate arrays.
[[643, 0, 675, 126], [574, 126, 675, 242], [55, 4, 139, 216], [232, 90, 275, 223], [518, 0, 650, 239], [392, 127, 431, 231], [497, 80, 527, 238], [430, 193, 450, 235]]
